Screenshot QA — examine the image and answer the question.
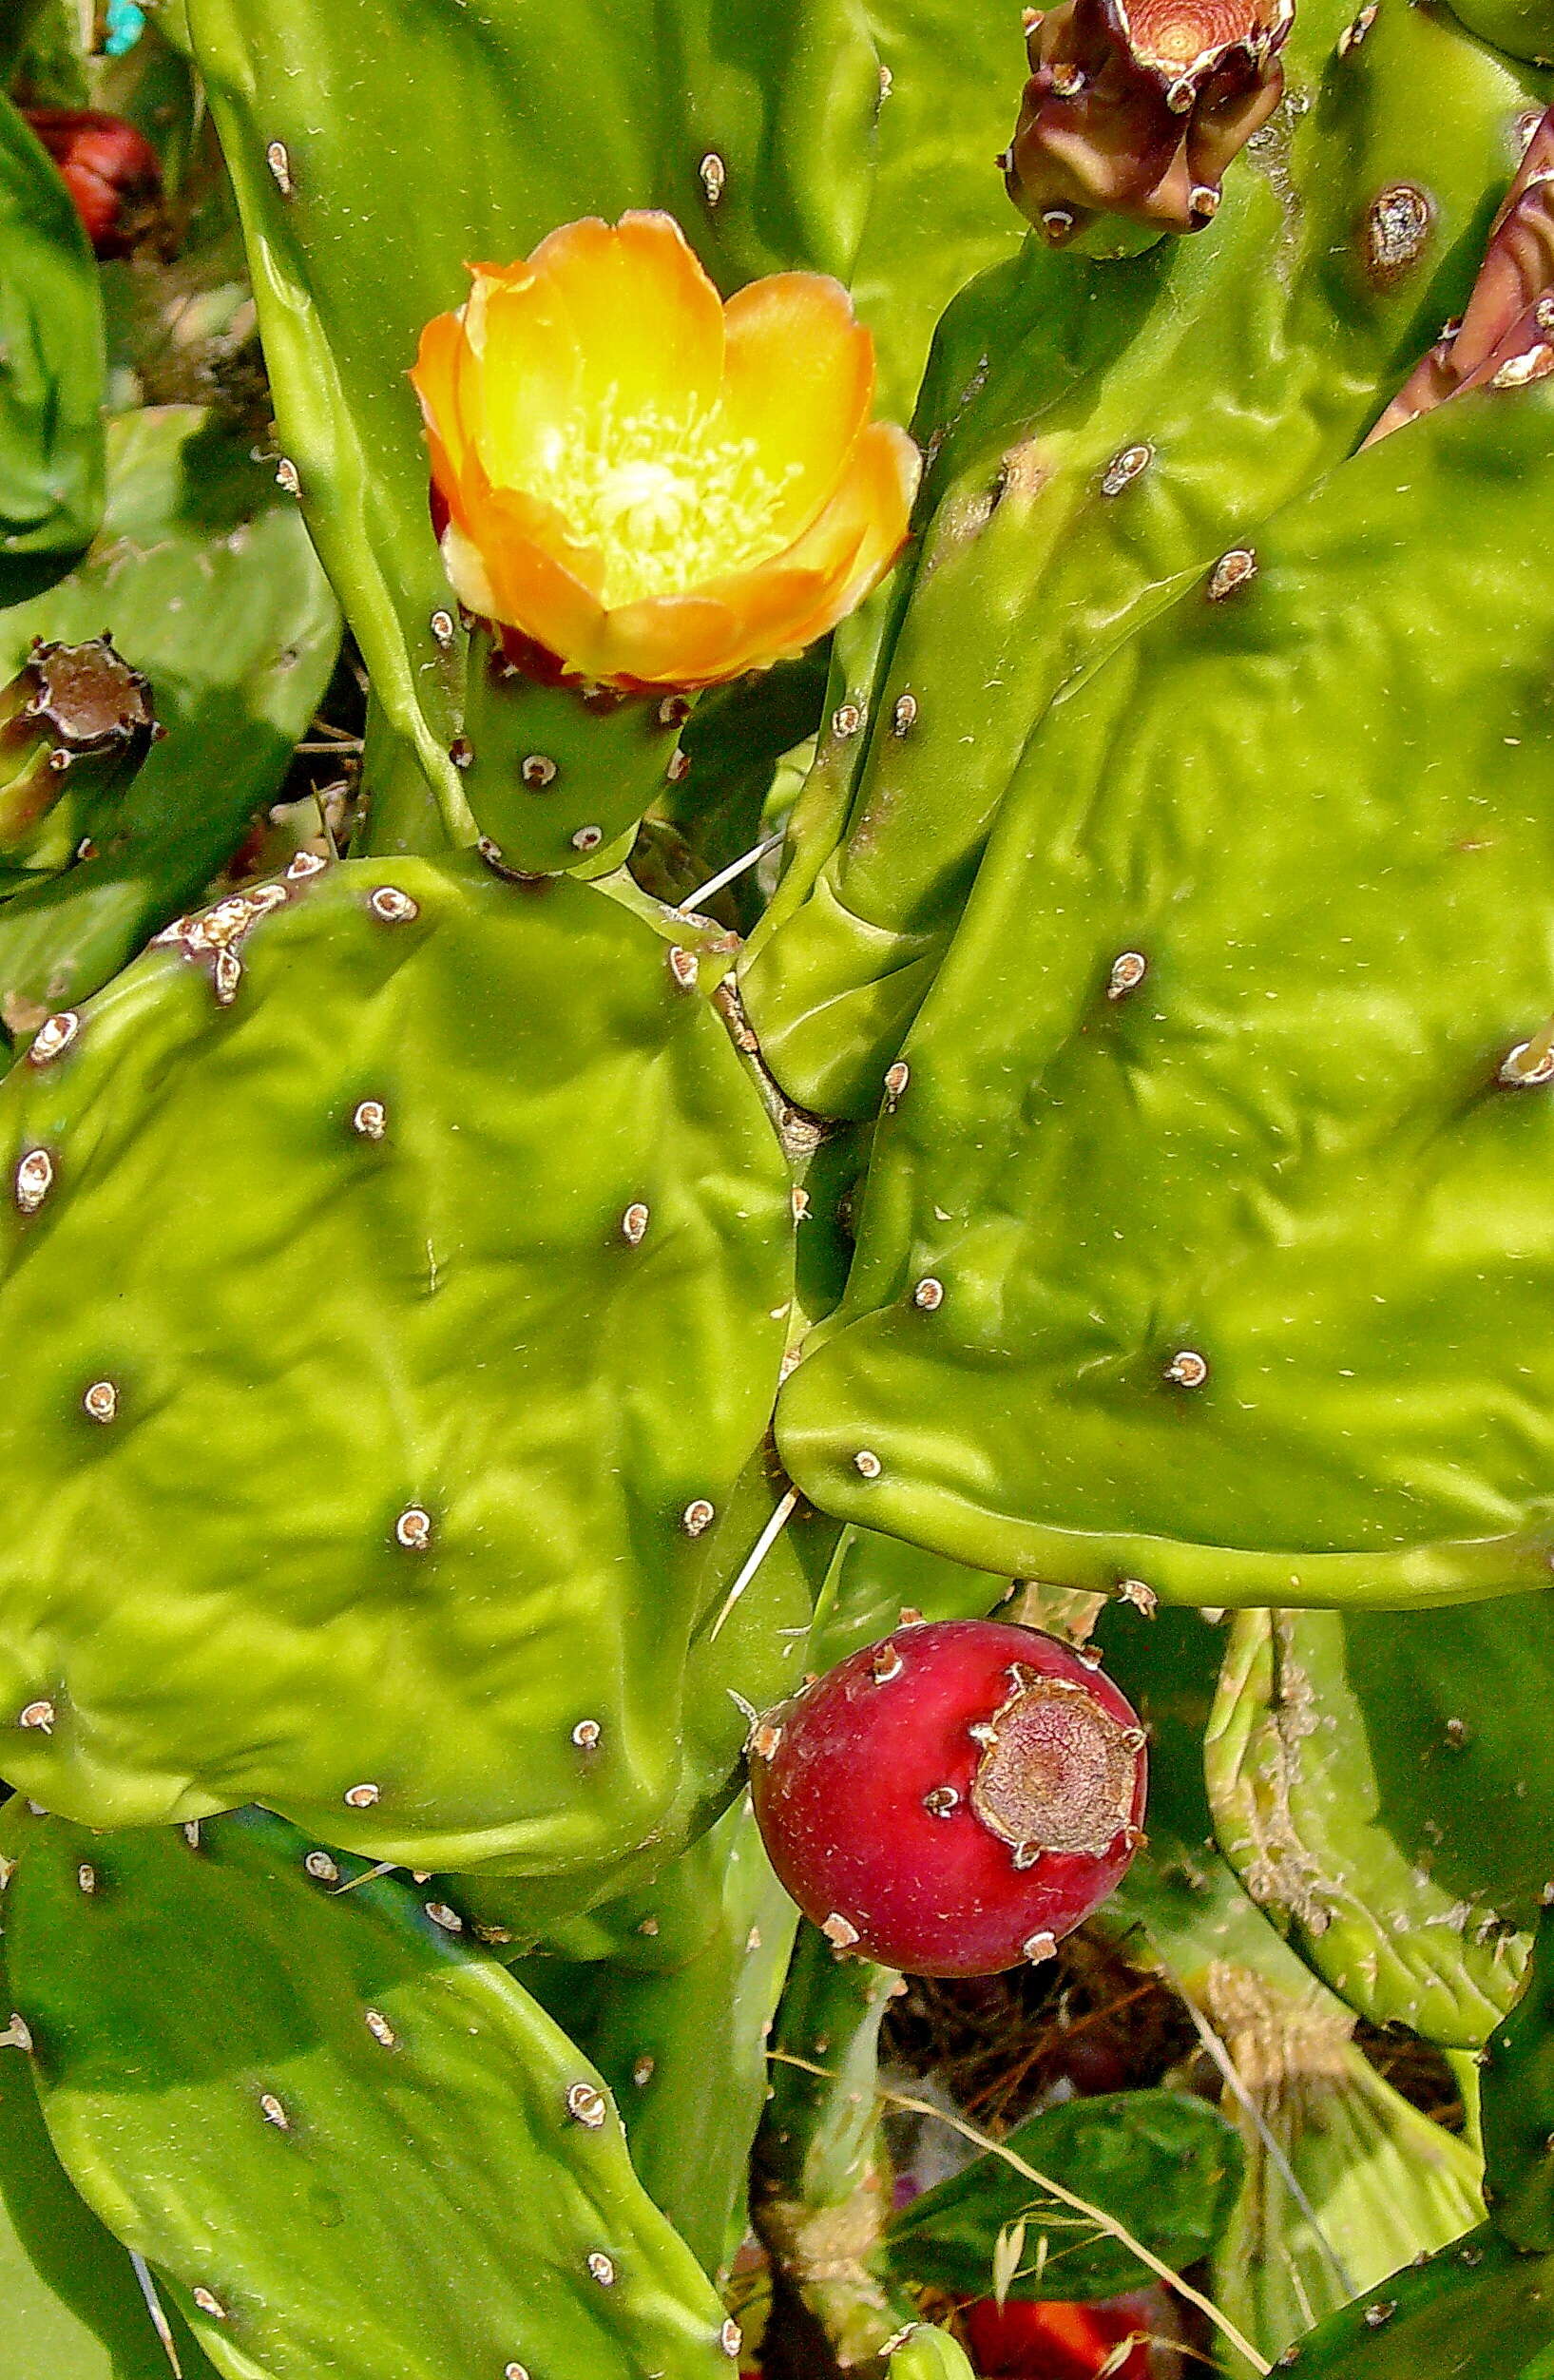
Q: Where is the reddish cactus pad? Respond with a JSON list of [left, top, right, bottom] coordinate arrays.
[[748, 1620, 1146, 1976]]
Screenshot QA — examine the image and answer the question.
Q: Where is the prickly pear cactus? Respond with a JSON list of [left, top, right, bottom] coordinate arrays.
[[0, 854, 799, 1885], [739, 2, 1552, 1117], [13, 0, 1554, 2368], [1206, 1601, 1554, 2045], [510, 1795, 800, 2280], [181, 0, 880, 835], [1274, 2224, 1554, 2374], [0, 405, 340, 1042]]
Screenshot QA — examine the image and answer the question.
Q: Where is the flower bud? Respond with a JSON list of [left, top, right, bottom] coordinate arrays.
[[1004, 0, 1292, 245], [0, 638, 156, 887]]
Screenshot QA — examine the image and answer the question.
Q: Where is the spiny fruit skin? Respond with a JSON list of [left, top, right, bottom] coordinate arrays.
[[23, 110, 163, 259], [749, 1622, 1145, 1976]]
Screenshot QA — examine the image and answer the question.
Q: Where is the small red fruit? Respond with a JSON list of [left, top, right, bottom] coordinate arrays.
[[25, 109, 162, 260], [963, 2294, 1155, 2378], [748, 1620, 1146, 1977]]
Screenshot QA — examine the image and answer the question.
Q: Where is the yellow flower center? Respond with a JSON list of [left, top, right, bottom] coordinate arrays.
[[526, 395, 802, 607]]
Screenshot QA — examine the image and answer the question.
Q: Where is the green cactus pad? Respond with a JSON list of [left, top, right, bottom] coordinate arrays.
[[0, 854, 798, 1882], [3, 1804, 745, 2380], [1276, 2223, 1554, 2374], [1094, 1610, 1484, 2367], [0, 1816, 217, 2380], [777, 375, 1554, 1611], [0, 93, 105, 602], [1206, 1600, 1554, 2047], [1445, 0, 1554, 64], [846, 0, 1030, 417], [1480, 1906, 1554, 2251], [513, 1795, 799, 2279], [807, 1524, 1010, 1670], [739, 1, 1551, 1117], [0, 405, 340, 1041]]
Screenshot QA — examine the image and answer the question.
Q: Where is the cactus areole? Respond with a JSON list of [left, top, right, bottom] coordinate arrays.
[[749, 1621, 1146, 1975]]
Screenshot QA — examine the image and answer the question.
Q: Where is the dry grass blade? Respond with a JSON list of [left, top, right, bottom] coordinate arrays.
[[770, 2052, 1273, 2375]]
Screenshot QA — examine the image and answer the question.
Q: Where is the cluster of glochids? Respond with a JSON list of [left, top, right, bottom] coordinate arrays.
[[748, 1622, 1148, 1977]]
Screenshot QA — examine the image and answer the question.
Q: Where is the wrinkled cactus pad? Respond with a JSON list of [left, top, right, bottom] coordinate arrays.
[[0, 854, 798, 1881], [1207, 1601, 1554, 2046], [777, 378, 1554, 1610]]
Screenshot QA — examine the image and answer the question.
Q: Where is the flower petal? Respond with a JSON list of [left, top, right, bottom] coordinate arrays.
[[410, 308, 477, 514], [717, 273, 876, 538], [590, 594, 751, 689], [527, 212, 726, 421], [442, 466, 612, 677], [698, 419, 920, 677]]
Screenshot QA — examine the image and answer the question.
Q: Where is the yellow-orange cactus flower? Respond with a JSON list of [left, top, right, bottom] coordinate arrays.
[[411, 213, 920, 691]]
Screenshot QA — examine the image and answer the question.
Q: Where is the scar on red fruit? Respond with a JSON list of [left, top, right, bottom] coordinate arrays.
[[970, 1663, 1142, 1860]]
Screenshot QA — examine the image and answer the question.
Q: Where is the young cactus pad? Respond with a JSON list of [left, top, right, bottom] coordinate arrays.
[[0, 854, 798, 1879], [1, 1805, 745, 2380]]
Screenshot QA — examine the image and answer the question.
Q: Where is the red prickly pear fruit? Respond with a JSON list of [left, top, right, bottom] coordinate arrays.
[[962, 2293, 1156, 2377], [24, 109, 163, 260], [748, 1620, 1146, 1977]]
